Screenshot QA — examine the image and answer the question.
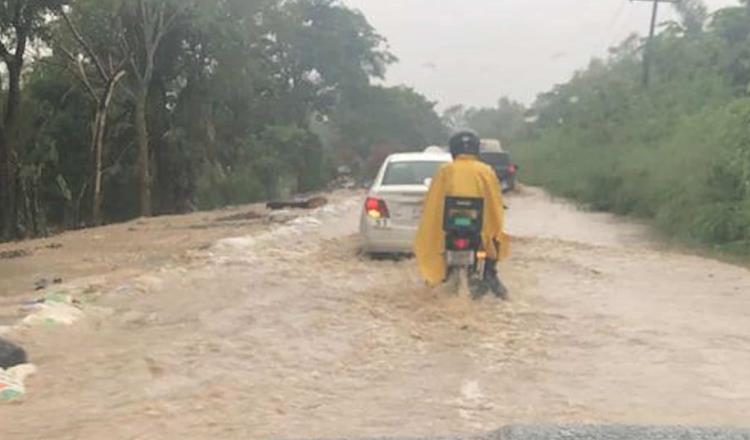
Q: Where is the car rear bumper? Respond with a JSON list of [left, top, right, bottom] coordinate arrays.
[[360, 216, 417, 254]]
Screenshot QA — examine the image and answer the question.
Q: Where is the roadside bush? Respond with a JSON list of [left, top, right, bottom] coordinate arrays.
[[195, 163, 267, 210], [513, 89, 750, 254]]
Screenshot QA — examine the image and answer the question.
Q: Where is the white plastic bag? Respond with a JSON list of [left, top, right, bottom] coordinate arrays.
[[0, 364, 37, 401]]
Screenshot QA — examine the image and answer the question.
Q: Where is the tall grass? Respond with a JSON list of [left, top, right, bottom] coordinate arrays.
[[513, 95, 750, 255]]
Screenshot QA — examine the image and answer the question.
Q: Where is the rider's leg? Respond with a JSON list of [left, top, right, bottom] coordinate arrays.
[[484, 239, 509, 299], [484, 259, 509, 299], [469, 259, 489, 299]]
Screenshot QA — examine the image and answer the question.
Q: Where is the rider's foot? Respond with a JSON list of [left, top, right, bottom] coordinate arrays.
[[484, 259, 509, 300], [486, 275, 509, 299], [469, 277, 489, 300]]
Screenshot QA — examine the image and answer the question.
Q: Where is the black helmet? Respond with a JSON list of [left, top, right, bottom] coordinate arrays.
[[449, 130, 481, 158]]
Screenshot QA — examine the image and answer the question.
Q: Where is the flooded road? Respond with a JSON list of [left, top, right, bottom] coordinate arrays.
[[2, 188, 750, 439]]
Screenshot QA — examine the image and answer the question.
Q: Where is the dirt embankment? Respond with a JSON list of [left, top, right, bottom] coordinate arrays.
[[0, 196, 341, 324]]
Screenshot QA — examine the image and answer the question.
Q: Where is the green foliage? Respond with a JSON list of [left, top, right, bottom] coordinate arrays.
[[0, 0, 444, 240], [332, 85, 447, 174], [195, 163, 267, 211], [514, 5, 750, 254], [0, 0, 68, 39], [443, 98, 529, 147]]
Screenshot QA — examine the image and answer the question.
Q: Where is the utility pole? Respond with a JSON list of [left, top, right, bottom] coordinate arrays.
[[631, 0, 678, 87]]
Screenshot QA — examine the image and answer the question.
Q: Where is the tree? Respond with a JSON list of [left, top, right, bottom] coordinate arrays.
[[332, 85, 447, 174], [25, 62, 93, 228], [509, 2, 750, 251], [269, 0, 395, 123], [673, 0, 708, 35], [464, 98, 528, 146], [55, 0, 129, 225], [0, 0, 67, 238], [442, 105, 468, 131], [0, 0, 416, 242], [120, 0, 191, 217]]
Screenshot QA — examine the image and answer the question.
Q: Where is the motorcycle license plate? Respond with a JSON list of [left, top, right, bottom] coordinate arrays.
[[446, 250, 475, 266]]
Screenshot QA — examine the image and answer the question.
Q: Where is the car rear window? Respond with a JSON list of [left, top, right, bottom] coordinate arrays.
[[381, 161, 445, 186]]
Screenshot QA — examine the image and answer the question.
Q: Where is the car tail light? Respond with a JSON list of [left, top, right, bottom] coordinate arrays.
[[365, 197, 389, 219], [453, 238, 470, 250]]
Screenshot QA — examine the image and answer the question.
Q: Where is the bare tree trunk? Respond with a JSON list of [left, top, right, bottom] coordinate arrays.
[[119, 1, 188, 218], [91, 71, 126, 225], [0, 130, 13, 239], [91, 110, 106, 225], [73, 181, 89, 229], [135, 87, 152, 217], [58, 6, 131, 226]]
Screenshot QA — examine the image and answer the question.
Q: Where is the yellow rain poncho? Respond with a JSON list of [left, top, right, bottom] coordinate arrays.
[[414, 155, 510, 285]]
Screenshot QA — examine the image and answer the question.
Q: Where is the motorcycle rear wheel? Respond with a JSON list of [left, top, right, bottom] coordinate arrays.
[[443, 268, 464, 296]]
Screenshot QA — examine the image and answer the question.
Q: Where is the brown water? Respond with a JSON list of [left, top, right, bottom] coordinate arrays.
[[2, 188, 750, 439]]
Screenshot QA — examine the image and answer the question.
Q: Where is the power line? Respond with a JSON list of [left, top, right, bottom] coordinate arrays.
[[608, 0, 629, 28], [604, 0, 631, 53]]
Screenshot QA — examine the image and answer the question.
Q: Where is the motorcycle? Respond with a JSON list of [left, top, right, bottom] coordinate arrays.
[[442, 196, 489, 298]]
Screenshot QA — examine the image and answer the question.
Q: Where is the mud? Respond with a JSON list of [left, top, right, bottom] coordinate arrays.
[[1, 187, 749, 439]]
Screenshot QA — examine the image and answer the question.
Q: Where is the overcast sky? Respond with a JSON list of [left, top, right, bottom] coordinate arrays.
[[342, 0, 740, 109]]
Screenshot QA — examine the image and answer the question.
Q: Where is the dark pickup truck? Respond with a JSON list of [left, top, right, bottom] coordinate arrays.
[[479, 150, 518, 192]]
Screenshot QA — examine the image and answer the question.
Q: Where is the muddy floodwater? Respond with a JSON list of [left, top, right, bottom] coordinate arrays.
[[2, 188, 750, 439]]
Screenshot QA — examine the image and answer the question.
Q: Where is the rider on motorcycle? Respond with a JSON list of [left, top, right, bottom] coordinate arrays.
[[414, 130, 510, 298]]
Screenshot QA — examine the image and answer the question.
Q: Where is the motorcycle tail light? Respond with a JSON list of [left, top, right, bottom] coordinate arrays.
[[453, 238, 470, 250]]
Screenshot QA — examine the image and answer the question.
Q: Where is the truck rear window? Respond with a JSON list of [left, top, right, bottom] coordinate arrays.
[[382, 161, 444, 186], [480, 152, 511, 168]]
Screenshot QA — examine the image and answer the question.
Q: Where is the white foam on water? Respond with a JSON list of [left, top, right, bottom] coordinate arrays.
[[21, 302, 85, 326], [208, 201, 345, 267]]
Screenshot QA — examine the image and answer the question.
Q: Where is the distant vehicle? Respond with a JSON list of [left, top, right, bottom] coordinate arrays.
[[480, 138, 504, 153], [360, 150, 452, 255], [423, 145, 446, 154], [480, 150, 518, 192], [421, 143, 518, 192]]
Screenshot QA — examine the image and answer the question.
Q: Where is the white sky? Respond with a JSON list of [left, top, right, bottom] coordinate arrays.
[[342, 0, 740, 108]]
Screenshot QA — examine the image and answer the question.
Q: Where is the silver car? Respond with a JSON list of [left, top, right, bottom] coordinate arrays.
[[360, 150, 453, 255]]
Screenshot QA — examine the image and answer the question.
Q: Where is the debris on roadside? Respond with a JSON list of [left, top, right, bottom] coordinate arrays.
[[266, 196, 328, 210], [0, 249, 31, 260], [328, 175, 357, 190], [21, 292, 84, 327], [216, 210, 265, 222], [328, 165, 357, 190], [0, 364, 37, 402], [33, 243, 63, 251], [0, 337, 27, 370], [268, 210, 297, 224], [33, 277, 63, 291]]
